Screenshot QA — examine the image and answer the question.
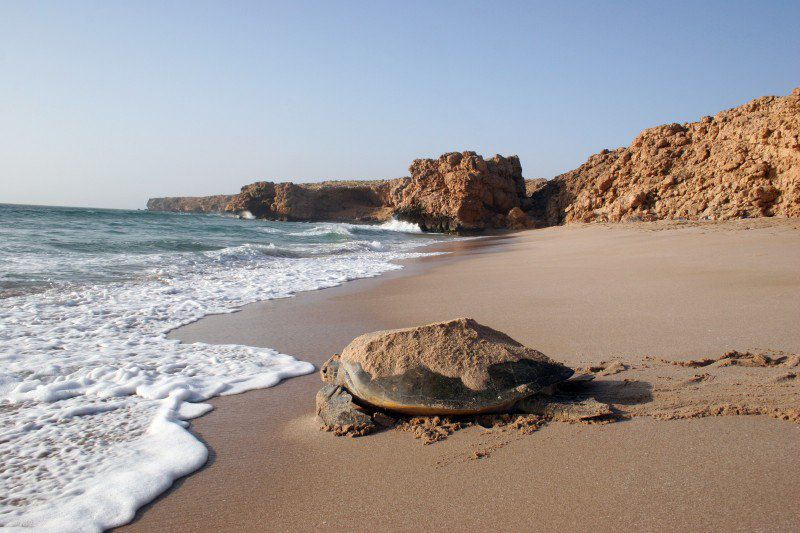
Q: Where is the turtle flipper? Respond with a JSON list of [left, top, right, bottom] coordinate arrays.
[[517, 394, 615, 423], [315, 384, 376, 437]]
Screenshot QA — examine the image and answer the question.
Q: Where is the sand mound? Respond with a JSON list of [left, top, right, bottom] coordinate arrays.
[[586, 360, 628, 375], [339, 317, 564, 391], [668, 350, 795, 368]]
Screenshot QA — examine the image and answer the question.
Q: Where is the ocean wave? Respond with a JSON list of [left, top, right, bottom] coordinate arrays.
[[286, 223, 355, 238], [0, 232, 437, 530], [284, 218, 424, 238], [374, 218, 423, 233], [203, 241, 389, 263], [256, 225, 284, 234]]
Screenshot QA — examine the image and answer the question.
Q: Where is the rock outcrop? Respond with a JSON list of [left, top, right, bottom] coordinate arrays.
[[529, 87, 800, 224], [506, 206, 535, 230], [151, 151, 527, 232], [146, 194, 235, 214], [147, 88, 800, 231], [525, 178, 548, 197], [394, 152, 526, 232], [224, 179, 407, 223]]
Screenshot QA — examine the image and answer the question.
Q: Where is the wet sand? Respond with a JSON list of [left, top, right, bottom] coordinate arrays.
[[123, 219, 800, 532]]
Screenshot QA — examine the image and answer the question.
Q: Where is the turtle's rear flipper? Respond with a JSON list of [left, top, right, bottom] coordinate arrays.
[[316, 384, 376, 436], [517, 394, 615, 423], [555, 373, 596, 393]]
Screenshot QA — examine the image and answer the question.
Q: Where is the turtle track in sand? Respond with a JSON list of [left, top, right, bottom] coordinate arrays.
[[614, 349, 800, 422], [352, 349, 800, 457]]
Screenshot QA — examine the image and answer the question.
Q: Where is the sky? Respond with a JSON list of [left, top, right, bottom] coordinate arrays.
[[0, 1, 798, 209]]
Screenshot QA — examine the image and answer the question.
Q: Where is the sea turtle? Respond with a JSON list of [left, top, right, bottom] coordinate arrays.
[[316, 318, 612, 436]]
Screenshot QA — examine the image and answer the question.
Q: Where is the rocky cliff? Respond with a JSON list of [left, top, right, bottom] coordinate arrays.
[[146, 194, 236, 214], [529, 87, 800, 225], [147, 87, 800, 232], [223, 152, 527, 232], [149, 151, 528, 232], [223, 179, 406, 223]]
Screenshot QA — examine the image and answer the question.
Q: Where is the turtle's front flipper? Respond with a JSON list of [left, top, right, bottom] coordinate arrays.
[[517, 394, 615, 423], [316, 384, 376, 436]]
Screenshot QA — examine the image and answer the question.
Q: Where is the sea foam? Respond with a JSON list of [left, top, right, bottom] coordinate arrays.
[[0, 234, 434, 531], [376, 218, 424, 233]]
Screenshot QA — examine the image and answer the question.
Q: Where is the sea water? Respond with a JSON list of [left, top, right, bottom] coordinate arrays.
[[0, 204, 444, 531]]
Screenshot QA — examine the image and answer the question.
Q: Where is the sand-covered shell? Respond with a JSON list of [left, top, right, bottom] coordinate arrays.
[[331, 318, 574, 415]]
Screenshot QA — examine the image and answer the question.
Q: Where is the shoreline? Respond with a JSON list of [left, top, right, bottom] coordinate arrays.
[[124, 232, 504, 526], [160, 233, 508, 341], [124, 219, 800, 532]]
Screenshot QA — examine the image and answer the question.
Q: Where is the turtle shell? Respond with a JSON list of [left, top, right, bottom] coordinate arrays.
[[335, 318, 573, 415]]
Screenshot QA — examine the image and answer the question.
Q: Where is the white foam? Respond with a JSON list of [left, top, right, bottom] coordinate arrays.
[[257, 225, 283, 234], [286, 222, 354, 237], [285, 219, 424, 237], [0, 238, 436, 530], [375, 218, 424, 233]]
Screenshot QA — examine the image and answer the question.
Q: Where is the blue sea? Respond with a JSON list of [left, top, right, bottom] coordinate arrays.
[[0, 204, 443, 530]]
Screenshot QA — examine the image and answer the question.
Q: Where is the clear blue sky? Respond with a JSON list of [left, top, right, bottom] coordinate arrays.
[[1, 1, 798, 209]]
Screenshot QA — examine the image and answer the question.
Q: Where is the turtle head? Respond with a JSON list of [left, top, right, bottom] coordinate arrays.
[[320, 354, 341, 384]]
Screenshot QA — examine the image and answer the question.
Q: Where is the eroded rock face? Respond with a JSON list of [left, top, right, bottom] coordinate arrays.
[[394, 152, 526, 232], [215, 151, 527, 232], [524, 178, 548, 197], [506, 206, 535, 230], [530, 87, 800, 224], [224, 179, 408, 223], [334, 317, 573, 415]]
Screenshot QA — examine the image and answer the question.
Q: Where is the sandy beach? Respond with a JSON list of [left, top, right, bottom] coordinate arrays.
[[5, 4, 799, 530], [117, 219, 800, 532]]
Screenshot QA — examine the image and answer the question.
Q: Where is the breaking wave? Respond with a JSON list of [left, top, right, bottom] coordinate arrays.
[[0, 204, 447, 531]]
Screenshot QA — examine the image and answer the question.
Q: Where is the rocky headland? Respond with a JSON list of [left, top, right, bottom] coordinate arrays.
[[148, 87, 800, 232], [224, 179, 403, 224], [195, 151, 527, 232], [146, 194, 236, 214]]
